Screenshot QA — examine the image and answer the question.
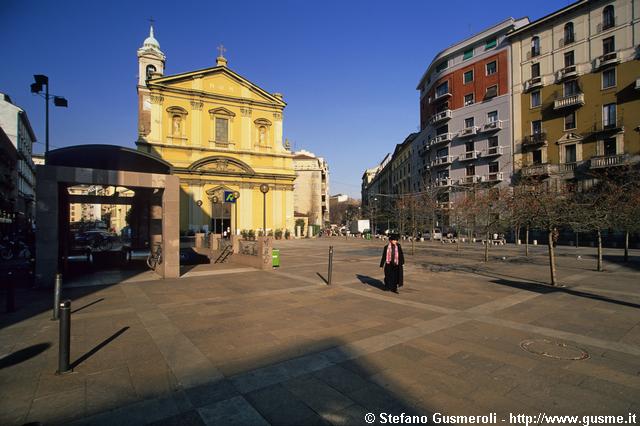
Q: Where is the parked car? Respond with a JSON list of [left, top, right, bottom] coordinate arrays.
[[423, 228, 443, 241]]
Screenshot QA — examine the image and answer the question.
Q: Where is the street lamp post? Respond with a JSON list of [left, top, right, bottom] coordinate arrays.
[[259, 184, 269, 236], [30, 75, 68, 153], [233, 191, 240, 236]]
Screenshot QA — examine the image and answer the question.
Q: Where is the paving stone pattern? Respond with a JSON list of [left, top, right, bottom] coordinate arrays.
[[0, 239, 639, 425]]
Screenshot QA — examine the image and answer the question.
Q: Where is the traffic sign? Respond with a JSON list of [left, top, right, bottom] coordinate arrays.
[[224, 191, 236, 203]]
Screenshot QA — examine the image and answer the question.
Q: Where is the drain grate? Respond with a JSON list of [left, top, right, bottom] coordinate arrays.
[[520, 339, 589, 360]]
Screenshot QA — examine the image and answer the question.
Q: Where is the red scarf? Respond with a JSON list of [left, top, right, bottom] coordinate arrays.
[[385, 243, 399, 265]]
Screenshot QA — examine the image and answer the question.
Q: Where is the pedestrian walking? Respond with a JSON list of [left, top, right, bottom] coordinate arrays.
[[379, 233, 404, 293]]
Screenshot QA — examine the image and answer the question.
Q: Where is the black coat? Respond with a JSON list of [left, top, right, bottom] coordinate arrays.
[[380, 244, 404, 288]]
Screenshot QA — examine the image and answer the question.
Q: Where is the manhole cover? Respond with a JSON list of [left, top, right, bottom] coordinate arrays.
[[520, 339, 589, 360]]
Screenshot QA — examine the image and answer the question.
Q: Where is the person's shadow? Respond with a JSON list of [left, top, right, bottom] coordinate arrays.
[[356, 274, 385, 291]]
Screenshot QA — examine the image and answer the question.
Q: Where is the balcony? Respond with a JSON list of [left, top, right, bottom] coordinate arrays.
[[483, 146, 504, 157], [429, 133, 454, 147], [555, 65, 578, 82], [558, 163, 577, 175], [433, 91, 452, 102], [435, 177, 453, 187], [458, 126, 478, 138], [458, 151, 479, 162], [429, 109, 452, 125], [594, 52, 619, 69], [482, 172, 504, 183], [481, 120, 503, 132], [553, 93, 584, 110], [458, 175, 481, 185], [522, 132, 547, 148], [521, 163, 552, 177], [431, 155, 454, 167], [524, 76, 542, 92], [590, 154, 628, 169]]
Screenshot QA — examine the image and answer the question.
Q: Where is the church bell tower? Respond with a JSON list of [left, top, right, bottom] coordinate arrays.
[[137, 24, 165, 141]]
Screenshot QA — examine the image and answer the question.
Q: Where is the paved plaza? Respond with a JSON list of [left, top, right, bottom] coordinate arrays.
[[1, 238, 639, 425]]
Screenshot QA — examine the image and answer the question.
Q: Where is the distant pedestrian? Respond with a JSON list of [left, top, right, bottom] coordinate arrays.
[[379, 233, 404, 293]]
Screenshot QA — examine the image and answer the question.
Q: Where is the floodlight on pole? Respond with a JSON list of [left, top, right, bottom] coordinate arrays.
[[30, 74, 68, 153]]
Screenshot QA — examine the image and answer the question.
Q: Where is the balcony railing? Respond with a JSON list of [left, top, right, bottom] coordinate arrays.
[[458, 126, 478, 138], [521, 163, 552, 177], [558, 163, 576, 174], [522, 132, 547, 147], [481, 120, 503, 132], [435, 177, 452, 187], [594, 52, 619, 69], [429, 133, 453, 146], [429, 109, 452, 125], [590, 154, 628, 169], [482, 172, 504, 183], [553, 93, 584, 110], [555, 65, 577, 82], [431, 155, 454, 167], [433, 91, 452, 102], [524, 76, 542, 92], [458, 175, 481, 185], [458, 151, 479, 162], [483, 146, 504, 157]]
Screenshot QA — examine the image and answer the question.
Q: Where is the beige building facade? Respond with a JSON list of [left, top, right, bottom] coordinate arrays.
[[293, 150, 330, 226]]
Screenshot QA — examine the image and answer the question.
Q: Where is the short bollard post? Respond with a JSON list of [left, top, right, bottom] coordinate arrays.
[[6, 271, 15, 313], [57, 300, 72, 375], [327, 246, 333, 285], [52, 273, 62, 320]]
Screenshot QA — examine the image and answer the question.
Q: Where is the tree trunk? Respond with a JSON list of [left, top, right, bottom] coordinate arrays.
[[484, 232, 490, 262], [575, 231, 579, 248], [597, 229, 603, 272], [624, 231, 629, 262], [548, 229, 557, 286], [456, 236, 460, 252], [525, 225, 529, 257]]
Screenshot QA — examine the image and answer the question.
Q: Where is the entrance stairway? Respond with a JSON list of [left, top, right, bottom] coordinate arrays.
[[214, 244, 233, 264]]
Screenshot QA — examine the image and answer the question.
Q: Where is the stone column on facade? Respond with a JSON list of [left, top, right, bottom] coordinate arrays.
[[273, 111, 283, 151], [240, 107, 252, 150], [149, 94, 164, 143], [190, 100, 203, 148]]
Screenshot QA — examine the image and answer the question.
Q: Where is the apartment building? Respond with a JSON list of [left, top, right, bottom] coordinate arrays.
[[391, 133, 418, 195], [293, 150, 330, 226], [509, 0, 640, 185], [416, 18, 529, 199]]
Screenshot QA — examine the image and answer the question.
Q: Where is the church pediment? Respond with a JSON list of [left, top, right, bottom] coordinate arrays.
[[556, 132, 583, 145], [189, 156, 255, 175], [148, 66, 285, 106]]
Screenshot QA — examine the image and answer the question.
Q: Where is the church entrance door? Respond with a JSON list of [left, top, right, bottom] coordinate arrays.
[[212, 202, 231, 235]]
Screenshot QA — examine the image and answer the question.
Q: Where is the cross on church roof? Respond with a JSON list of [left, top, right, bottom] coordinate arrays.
[[217, 44, 227, 58]]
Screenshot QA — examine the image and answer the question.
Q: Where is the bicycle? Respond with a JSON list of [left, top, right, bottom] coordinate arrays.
[[146, 242, 162, 270]]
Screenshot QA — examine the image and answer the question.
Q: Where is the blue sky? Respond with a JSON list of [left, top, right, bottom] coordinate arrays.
[[0, 0, 565, 197]]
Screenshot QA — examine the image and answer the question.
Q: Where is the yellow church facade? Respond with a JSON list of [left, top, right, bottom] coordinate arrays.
[[135, 27, 295, 234]]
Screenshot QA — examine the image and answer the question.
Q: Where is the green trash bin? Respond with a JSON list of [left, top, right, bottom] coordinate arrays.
[[272, 249, 280, 268]]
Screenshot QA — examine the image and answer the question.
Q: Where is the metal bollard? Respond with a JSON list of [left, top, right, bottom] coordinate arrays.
[[52, 273, 62, 320], [6, 271, 15, 313], [327, 246, 333, 285], [57, 300, 72, 374]]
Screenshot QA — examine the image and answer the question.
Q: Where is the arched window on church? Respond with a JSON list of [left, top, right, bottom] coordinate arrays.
[[146, 65, 156, 80]]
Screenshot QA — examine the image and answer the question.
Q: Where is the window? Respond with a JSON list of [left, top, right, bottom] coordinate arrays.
[[464, 93, 474, 106], [436, 125, 449, 135], [603, 36, 615, 54], [489, 161, 499, 173], [486, 61, 497, 75], [436, 147, 449, 157], [603, 103, 616, 127], [532, 120, 542, 134], [564, 51, 574, 67], [463, 48, 474, 60], [485, 85, 498, 99], [531, 63, 540, 78], [464, 70, 474, 84], [435, 61, 448, 73], [563, 80, 579, 96], [436, 101, 449, 112], [465, 141, 474, 152], [565, 145, 577, 163], [435, 81, 449, 98], [485, 38, 497, 50], [464, 117, 475, 128], [531, 36, 540, 57], [488, 136, 499, 148], [564, 111, 576, 130], [215, 117, 228, 142], [602, 69, 616, 88], [466, 165, 475, 176], [564, 22, 575, 44], [146, 65, 156, 80], [487, 111, 498, 123], [531, 90, 541, 108], [604, 137, 617, 156], [532, 150, 543, 164], [603, 5, 615, 30]]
